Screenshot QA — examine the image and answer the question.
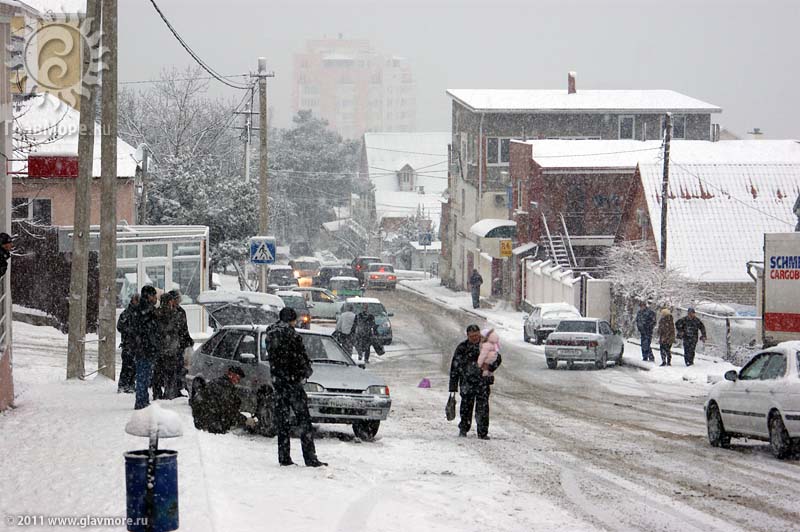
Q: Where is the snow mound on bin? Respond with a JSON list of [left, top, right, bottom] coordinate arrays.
[[125, 403, 183, 438]]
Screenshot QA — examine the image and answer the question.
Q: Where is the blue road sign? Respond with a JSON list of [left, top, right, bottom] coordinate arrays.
[[249, 236, 276, 265], [418, 232, 433, 246]]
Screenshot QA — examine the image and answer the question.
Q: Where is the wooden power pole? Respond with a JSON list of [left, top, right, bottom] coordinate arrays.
[[660, 113, 672, 270], [98, 0, 118, 379], [66, 0, 101, 380], [256, 57, 272, 292]]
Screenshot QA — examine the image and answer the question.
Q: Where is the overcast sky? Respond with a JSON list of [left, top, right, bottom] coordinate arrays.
[[119, 0, 799, 139]]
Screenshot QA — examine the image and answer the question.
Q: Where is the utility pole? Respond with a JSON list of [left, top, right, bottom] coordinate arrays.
[[66, 0, 101, 380], [138, 147, 148, 224], [243, 100, 251, 182], [97, 0, 118, 379], [660, 113, 672, 270], [254, 58, 274, 292]]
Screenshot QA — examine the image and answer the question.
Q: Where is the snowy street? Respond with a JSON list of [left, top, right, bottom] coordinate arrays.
[[0, 287, 798, 532]]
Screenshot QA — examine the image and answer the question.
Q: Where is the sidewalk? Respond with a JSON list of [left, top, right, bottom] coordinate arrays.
[[399, 279, 737, 386]]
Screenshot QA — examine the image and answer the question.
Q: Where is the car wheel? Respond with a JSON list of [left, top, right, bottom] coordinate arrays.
[[707, 403, 730, 448], [769, 411, 791, 459], [546, 358, 557, 369], [353, 420, 380, 441], [595, 352, 608, 370], [256, 392, 277, 438]]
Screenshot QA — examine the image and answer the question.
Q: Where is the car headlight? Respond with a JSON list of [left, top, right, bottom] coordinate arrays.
[[366, 385, 390, 396], [304, 382, 324, 393]]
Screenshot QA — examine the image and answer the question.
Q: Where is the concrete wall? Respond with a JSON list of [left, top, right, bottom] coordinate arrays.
[[586, 278, 612, 322], [523, 259, 581, 309], [12, 178, 135, 225]]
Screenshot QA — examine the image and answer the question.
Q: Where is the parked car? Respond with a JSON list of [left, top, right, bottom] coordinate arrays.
[[329, 276, 363, 299], [196, 290, 284, 330], [313, 264, 356, 289], [266, 265, 298, 291], [187, 325, 391, 441], [351, 256, 380, 285], [340, 297, 393, 345], [364, 263, 397, 290], [275, 291, 312, 329], [523, 302, 582, 344], [705, 342, 800, 458], [288, 257, 321, 287], [290, 287, 342, 320], [544, 318, 624, 370]]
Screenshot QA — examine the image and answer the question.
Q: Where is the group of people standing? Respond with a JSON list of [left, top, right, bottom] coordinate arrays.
[[117, 285, 193, 409], [636, 302, 707, 367], [333, 303, 384, 363]]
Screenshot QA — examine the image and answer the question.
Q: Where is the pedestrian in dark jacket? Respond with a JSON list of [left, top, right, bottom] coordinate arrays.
[[449, 324, 502, 439], [469, 269, 483, 309], [675, 308, 706, 366], [0, 232, 12, 279], [116, 294, 139, 393], [265, 307, 326, 467], [191, 366, 245, 434], [635, 302, 657, 362], [353, 304, 377, 363], [657, 308, 675, 366], [132, 286, 159, 410], [169, 290, 193, 398], [153, 292, 180, 400]]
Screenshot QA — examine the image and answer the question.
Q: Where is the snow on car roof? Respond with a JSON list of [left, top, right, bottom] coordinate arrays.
[[469, 219, 517, 237], [196, 290, 284, 309], [276, 291, 304, 298], [330, 276, 359, 281], [269, 265, 292, 270], [346, 297, 382, 304]]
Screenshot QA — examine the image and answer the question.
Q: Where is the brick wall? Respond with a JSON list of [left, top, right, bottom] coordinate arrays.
[[696, 281, 757, 306]]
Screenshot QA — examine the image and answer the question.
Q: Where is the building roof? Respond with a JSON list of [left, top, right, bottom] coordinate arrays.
[[374, 189, 444, 226], [447, 89, 721, 114], [18, 0, 85, 14], [12, 93, 140, 177], [363, 132, 449, 193], [640, 162, 799, 282]]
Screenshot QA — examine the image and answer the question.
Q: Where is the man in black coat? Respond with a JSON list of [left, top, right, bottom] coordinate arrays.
[[449, 324, 502, 439], [353, 303, 377, 363], [635, 301, 657, 362], [132, 286, 159, 410], [675, 308, 707, 367], [116, 294, 139, 393], [469, 269, 483, 309], [0, 232, 12, 279], [168, 290, 193, 398], [192, 366, 245, 434], [265, 307, 327, 467]]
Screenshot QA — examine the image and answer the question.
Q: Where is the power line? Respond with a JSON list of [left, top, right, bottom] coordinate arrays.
[[146, 0, 251, 90], [532, 146, 663, 158], [120, 74, 249, 86], [366, 146, 447, 157]]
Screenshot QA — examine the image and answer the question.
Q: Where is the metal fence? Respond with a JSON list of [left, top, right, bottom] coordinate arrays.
[[673, 307, 761, 366]]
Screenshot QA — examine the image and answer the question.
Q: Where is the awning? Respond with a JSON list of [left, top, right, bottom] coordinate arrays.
[[469, 219, 517, 238]]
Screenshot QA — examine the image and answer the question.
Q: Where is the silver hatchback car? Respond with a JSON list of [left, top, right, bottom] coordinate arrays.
[[544, 318, 625, 370], [187, 325, 391, 441]]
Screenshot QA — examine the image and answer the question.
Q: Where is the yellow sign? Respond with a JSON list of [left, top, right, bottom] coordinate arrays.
[[500, 239, 513, 258]]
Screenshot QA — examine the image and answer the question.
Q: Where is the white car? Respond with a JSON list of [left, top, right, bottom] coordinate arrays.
[[544, 318, 624, 370], [290, 287, 343, 319], [705, 341, 800, 458], [523, 302, 581, 344]]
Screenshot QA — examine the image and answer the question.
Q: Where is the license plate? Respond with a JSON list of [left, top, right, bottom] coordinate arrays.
[[559, 348, 579, 355], [321, 399, 361, 409]]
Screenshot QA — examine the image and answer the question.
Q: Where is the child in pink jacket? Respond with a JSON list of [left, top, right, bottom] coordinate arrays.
[[477, 329, 500, 377]]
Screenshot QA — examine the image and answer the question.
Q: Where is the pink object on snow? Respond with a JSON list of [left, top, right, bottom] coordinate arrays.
[[418, 378, 431, 388]]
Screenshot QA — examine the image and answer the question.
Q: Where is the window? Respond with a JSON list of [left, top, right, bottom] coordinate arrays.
[[145, 265, 166, 290], [486, 138, 510, 165], [739, 354, 770, 380], [312, 291, 335, 303], [143, 244, 167, 257], [32, 199, 51, 224], [213, 331, 242, 360], [116, 245, 138, 259], [618, 116, 635, 139], [670, 115, 686, 139], [234, 333, 258, 365], [172, 259, 201, 303], [115, 265, 138, 308], [201, 331, 228, 356], [459, 134, 468, 166], [599, 322, 613, 335], [11, 198, 27, 220], [761, 353, 786, 380]]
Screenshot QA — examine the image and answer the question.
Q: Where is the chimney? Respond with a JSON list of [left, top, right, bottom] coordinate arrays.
[[568, 71, 577, 94]]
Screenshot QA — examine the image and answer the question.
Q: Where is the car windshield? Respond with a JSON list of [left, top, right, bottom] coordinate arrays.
[[368, 264, 394, 273], [556, 321, 597, 333], [269, 270, 294, 282], [301, 334, 354, 365], [280, 296, 306, 309], [293, 261, 319, 271]]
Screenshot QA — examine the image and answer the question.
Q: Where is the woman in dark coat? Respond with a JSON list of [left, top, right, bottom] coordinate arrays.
[[657, 308, 676, 366]]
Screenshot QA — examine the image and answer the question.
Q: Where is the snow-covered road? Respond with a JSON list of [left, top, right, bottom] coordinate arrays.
[[1, 288, 799, 531]]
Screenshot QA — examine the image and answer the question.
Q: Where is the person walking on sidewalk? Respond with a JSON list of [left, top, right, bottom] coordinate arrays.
[[469, 269, 483, 309], [676, 308, 706, 367], [449, 324, 502, 440], [636, 301, 657, 362], [657, 308, 675, 366], [116, 294, 139, 393], [132, 286, 159, 410], [265, 308, 327, 467]]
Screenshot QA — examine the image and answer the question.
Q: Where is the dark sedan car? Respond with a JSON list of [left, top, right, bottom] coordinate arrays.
[[313, 265, 356, 289]]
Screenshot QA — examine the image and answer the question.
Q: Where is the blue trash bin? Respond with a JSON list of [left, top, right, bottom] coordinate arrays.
[[124, 449, 179, 532]]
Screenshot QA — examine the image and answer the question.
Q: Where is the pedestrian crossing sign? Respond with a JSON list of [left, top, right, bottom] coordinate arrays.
[[249, 236, 276, 265]]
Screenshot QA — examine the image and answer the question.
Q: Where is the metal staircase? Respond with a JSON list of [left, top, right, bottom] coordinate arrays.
[[541, 213, 577, 269]]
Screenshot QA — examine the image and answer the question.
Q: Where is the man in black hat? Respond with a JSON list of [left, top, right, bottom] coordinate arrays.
[[265, 307, 327, 467], [0, 232, 13, 279], [675, 308, 707, 367], [191, 365, 245, 434]]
